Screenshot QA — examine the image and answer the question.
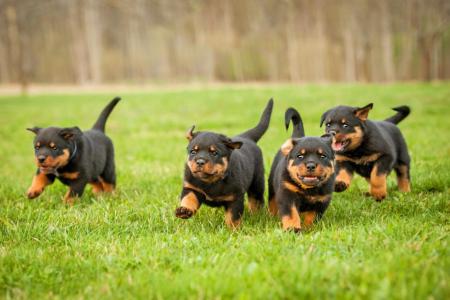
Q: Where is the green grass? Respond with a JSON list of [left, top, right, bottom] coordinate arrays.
[[0, 83, 449, 299]]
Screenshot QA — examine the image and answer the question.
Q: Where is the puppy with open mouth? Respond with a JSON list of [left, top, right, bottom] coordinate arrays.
[[26, 97, 121, 204], [175, 99, 273, 229], [320, 103, 411, 201], [269, 107, 335, 232]]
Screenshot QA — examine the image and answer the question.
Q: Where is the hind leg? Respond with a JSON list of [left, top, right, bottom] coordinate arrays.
[[268, 174, 278, 216], [247, 164, 265, 213], [100, 148, 116, 193], [225, 197, 244, 229], [395, 142, 411, 193], [395, 164, 411, 192]]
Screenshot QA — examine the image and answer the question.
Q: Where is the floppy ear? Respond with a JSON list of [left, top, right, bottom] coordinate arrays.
[[186, 125, 196, 141], [354, 103, 373, 121], [26, 127, 42, 135], [281, 138, 296, 156], [224, 139, 243, 150], [320, 110, 330, 127], [59, 127, 82, 140]]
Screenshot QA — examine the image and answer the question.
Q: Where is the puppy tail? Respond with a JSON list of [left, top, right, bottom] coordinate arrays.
[[92, 97, 121, 132], [285, 107, 305, 138], [384, 105, 410, 125], [238, 98, 274, 142]]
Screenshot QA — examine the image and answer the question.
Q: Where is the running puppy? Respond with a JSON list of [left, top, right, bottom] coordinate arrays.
[[26, 97, 121, 204], [269, 108, 335, 232], [320, 104, 411, 201], [175, 99, 274, 228]]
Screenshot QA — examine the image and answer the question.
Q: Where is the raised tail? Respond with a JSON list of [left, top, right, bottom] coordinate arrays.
[[285, 107, 305, 138], [238, 98, 274, 142], [92, 97, 121, 132], [384, 105, 410, 125]]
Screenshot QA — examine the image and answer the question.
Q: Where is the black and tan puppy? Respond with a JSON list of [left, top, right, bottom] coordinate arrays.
[[26, 97, 121, 204], [320, 103, 411, 201], [175, 99, 273, 228], [269, 108, 335, 232]]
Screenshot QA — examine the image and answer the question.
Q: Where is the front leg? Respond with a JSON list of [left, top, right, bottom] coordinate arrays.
[[277, 189, 301, 233], [64, 180, 87, 205], [370, 155, 394, 201], [175, 188, 204, 219], [334, 161, 354, 192], [224, 195, 244, 229], [27, 170, 55, 199]]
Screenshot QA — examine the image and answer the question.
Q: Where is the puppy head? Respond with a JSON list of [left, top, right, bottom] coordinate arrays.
[[320, 103, 373, 153], [27, 126, 81, 174], [281, 135, 335, 188], [185, 126, 242, 183]]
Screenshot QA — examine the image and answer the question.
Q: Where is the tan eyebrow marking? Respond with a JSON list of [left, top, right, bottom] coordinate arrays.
[[341, 118, 347, 123], [318, 148, 323, 155], [300, 149, 306, 155], [193, 145, 199, 151], [209, 145, 216, 152], [49, 142, 56, 148]]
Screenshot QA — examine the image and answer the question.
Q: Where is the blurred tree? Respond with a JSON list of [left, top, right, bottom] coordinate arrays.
[[0, 0, 448, 84]]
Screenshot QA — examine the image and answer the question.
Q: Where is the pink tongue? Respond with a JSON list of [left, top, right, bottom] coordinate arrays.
[[332, 142, 344, 151]]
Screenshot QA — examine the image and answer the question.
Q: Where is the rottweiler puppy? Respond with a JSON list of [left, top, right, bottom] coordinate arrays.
[[26, 97, 121, 204], [320, 103, 411, 201], [175, 99, 273, 228], [269, 107, 335, 232]]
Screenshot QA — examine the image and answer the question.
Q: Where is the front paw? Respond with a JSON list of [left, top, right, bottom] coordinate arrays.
[[371, 192, 386, 202], [175, 206, 194, 219], [27, 187, 43, 199], [334, 181, 348, 192], [285, 227, 302, 234]]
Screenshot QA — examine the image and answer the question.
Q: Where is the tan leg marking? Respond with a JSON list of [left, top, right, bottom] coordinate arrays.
[[248, 196, 262, 213], [180, 192, 200, 213], [268, 196, 278, 216], [90, 181, 104, 194], [99, 177, 115, 193], [397, 165, 411, 192], [302, 211, 317, 227], [225, 207, 241, 229], [336, 168, 353, 188], [281, 205, 301, 232], [370, 165, 387, 201], [27, 173, 51, 199], [63, 189, 76, 205]]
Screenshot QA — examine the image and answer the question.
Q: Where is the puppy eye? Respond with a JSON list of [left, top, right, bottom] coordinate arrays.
[[34, 145, 40, 150], [321, 155, 327, 159], [342, 123, 349, 128], [190, 150, 197, 155], [326, 123, 331, 127], [51, 146, 58, 151], [297, 155, 304, 159], [211, 151, 219, 156]]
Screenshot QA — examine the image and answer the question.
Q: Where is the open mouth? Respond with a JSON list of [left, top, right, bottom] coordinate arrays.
[[39, 165, 57, 173], [299, 175, 322, 185], [332, 139, 349, 152]]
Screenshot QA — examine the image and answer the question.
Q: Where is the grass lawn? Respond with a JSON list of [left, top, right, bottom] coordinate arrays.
[[0, 83, 449, 299]]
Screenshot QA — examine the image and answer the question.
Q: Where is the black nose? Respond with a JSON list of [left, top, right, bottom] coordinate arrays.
[[196, 158, 206, 166], [37, 155, 46, 163], [306, 162, 316, 172]]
